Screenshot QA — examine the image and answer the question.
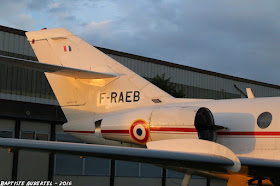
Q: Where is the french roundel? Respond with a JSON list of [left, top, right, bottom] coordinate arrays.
[[129, 119, 150, 144]]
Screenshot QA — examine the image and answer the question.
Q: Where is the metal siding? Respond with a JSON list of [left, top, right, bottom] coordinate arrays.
[[0, 64, 6, 93], [173, 68, 179, 84], [194, 72, 200, 89], [152, 63, 158, 76], [124, 56, 131, 68], [11, 66, 18, 95], [137, 59, 142, 75], [21, 68, 28, 101], [179, 69, 185, 85], [228, 79, 235, 94], [114, 55, 122, 65], [147, 62, 152, 77], [31, 70, 37, 99], [26, 69, 33, 98], [16, 67, 22, 97], [203, 74, 209, 90], [189, 72, 194, 97], [0, 31, 4, 51], [183, 70, 188, 87], [120, 55, 127, 66], [23, 38, 29, 56], [226, 79, 232, 98], [141, 61, 147, 77], [144, 61, 152, 78], [0, 65, 3, 94], [8, 33, 14, 53], [151, 62, 157, 78], [157, 63, 162, 77], [159, 64, 166, 77], [184, 69, 191, 86], [136, 59, 141, 75], [151, 63, 156, 77], [111, 55, 120, 64], [28, 41, 35, 57], [208, 75, 215, 91], [164, 65, 170, 80], [165, 65, 170, 78], [137, 59, 144, 76], [130, 58, 137, 72], [135, 59, 141, 74], [3, 32, 9, 52], [121, 56, 127, 67], [123, 56, 130, 68], [121, 56, 127, 66], [169, 67, 175, 83], [173, 67, 179, 83], [36, 71, 42, 99], [122, 55, 129, 67], [133, 58, 140, 74], [13, 34, 19, 55], [6, 64, 12, 95], [18, 36, 25, 55]]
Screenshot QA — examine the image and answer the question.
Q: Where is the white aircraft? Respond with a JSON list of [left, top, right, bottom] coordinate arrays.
[[0, 28, 279, 186]]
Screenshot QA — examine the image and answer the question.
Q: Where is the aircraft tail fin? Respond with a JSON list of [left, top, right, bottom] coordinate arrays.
[[246, 88, 256, 99], [26, 28, 173, 121]]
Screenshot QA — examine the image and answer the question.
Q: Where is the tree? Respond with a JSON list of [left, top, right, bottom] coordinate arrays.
[[150, 73, 186, 98]]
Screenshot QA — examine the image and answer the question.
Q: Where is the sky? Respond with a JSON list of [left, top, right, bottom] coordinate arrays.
[[1, 0, 280, 85]]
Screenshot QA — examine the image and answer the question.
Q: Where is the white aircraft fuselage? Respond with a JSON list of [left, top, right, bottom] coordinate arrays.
[[63, 97, 280, 160]]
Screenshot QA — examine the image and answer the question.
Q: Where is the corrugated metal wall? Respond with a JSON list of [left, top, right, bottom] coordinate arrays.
[[0, 30, 36, 60], [0, 26, 279, 105], [109, 54, 280, 98]]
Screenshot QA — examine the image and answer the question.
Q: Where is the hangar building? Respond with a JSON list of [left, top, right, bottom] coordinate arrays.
[[0, 25, 279, 186]]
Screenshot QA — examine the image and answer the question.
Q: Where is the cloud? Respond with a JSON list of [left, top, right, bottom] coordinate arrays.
[[0, 0, 280, 85], [79, 0, 280, 84], [80, 20, 113, 46], [27, 0, 50, 10], [14, 14, 36, 30], [84, 20, 112, 32], [0, 1, 36, 30], [49, 2, 60, 9]]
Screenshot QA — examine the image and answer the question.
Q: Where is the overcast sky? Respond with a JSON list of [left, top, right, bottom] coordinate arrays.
[[1, 0, 280, 85]]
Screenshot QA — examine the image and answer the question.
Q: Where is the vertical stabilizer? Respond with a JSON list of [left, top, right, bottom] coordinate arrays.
[[26, 28, 174, 121]]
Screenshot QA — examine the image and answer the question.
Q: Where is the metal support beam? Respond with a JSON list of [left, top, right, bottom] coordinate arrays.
[[12, 119, 20, 181], [48, 122, 56, 181], [207, 178, 211, 186], [110, 160, 115, 186], [162, 168, 166, 186]]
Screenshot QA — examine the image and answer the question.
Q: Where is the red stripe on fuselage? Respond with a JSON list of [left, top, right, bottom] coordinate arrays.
[[101, 130, 129, 134], [64, 128, 280, 136], [150, 127, 280, 136], [150, 127, 197, 132]]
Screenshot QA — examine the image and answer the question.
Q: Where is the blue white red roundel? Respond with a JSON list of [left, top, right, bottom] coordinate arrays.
[[129, 119, 150, 144]]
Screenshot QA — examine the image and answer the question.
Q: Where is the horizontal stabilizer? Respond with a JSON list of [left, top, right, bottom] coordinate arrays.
[[0, 55, 120, 79]]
